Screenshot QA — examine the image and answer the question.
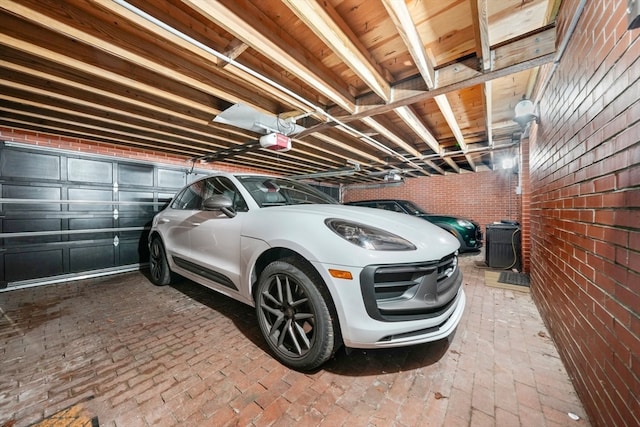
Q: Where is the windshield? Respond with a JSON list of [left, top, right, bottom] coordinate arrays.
[[237, 176, 339, 207], [397, 200, 429, 215]]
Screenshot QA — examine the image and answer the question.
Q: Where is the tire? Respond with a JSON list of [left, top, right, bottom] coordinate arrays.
[[149, 237, 171, 286], [255, 259, 336, 371]]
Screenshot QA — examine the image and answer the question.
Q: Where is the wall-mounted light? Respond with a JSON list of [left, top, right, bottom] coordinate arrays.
[[501, 157, 516, 170], [513, 98, 539, 129]]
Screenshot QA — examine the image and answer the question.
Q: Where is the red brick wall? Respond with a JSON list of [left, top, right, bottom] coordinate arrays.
[[529, 0, 640, 425], [343, 168, 522, 236]]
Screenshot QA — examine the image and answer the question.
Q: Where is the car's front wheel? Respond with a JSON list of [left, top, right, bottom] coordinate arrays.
[[149, 237, 171, 286], [255, 259, 337, 371]]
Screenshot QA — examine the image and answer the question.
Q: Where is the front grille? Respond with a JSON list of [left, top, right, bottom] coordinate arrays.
[[359, 252, 462, 322]]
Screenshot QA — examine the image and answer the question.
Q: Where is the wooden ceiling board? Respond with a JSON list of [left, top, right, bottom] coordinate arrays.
[[488, 0, 551, 44], [491, 70, 535, 122], [13, 0, 274, 111], [0, 0, 559, 183], [407, 98, 451, 140], [409, 0, 477, 65], [449, 85, 487, 132]]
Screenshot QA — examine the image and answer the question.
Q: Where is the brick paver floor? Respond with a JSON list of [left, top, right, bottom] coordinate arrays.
[[0, 252, 590, 426]]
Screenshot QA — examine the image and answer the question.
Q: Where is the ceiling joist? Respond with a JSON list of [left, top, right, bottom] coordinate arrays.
[[0, 0, 558, 183]]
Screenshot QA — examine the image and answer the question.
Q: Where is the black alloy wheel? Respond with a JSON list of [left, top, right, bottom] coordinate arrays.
[[256, 259, 336, 371]]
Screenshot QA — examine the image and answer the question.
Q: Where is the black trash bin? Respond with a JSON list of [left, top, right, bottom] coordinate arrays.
[[485, 222, 521, 270]]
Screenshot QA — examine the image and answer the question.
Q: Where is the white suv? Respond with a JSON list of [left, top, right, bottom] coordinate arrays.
[[148, 173, 465, 370]]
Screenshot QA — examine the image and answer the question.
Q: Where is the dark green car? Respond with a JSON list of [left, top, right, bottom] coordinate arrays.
[[345, 199, 483, 252]]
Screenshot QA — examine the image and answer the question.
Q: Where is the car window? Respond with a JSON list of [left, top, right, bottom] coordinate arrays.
[[237, 176, 338, 207], [376, 202, 403, 213], [170, 176, 248, 212], [171, 180, 205, 210], [397, 200, 428, 215]]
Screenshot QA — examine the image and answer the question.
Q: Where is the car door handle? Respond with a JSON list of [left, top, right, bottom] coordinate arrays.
[[189, 222, 201, 226], [159, 218, 170, 223]]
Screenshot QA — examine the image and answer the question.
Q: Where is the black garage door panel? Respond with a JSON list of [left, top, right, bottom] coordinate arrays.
[[69, 217, 114, 230], [5, 249, 64, 281], [68, 188, 113, 211], [70, 244, 116, 272], [119, 191, 155, 213], [119, 163, 154, 186], [120, 241, 147, 266], [0, 142, 191, 288], [4, 185, 61, 210], [4, 219, 62, 244], [1, 150, 60, 180], [158, 169, 187, 188], [68, 158, 113, 183]]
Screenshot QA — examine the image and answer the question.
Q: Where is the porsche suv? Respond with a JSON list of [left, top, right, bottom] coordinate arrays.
[[148, 173, 465, 370], [345, 199, 482, 252]]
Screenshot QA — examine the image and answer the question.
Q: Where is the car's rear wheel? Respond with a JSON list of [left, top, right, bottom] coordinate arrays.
[[256, 259, 336, 371], [149, 237, 171, 286]]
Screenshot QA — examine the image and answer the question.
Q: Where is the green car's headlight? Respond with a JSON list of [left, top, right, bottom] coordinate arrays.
[[456, 219, 473, 228], [325, 219, 416, 251]]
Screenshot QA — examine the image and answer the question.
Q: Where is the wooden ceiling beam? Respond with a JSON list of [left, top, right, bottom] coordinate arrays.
[[380, 0, 435, 87], [311, 133, 387, 165], [424, 160, 446, 175], [1, 1, 258, 112], [0, 59, 212, 129], [360, 117, 421, 158], [381, 0, 468, 172], [470, 0, 492, 169], [182, 0, 356, 113], [443, 157, 461, 173], [219, 38, 249, 66], [97, 0, 310, 115], [284, 0, 391, 102], [0, 32, 219, 118], [305, 47, 554, 143], [1, 3, 320, 139], [306, 27, 555, 154], [0, 87, 225, 149], [470, 0, 492, 72], [351, 26, 555, 118], [99, 0, 313, 114], [394, 106, 441, 156]]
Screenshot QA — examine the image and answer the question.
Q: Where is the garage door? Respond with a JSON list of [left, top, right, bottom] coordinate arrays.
[[0, 142, 200, 290]]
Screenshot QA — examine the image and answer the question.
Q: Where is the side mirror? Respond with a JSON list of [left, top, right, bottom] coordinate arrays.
[[203, 195, 236, 218]]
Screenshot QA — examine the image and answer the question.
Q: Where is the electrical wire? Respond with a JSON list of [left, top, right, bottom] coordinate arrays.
[[504, 227, 521, 270]]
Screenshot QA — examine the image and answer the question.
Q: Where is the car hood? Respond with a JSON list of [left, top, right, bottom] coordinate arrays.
[[241, 204, 460, 265]]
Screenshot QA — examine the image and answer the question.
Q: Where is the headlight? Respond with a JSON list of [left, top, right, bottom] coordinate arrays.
[[456, 219, 473, 228], [325, 219, 416, 251]]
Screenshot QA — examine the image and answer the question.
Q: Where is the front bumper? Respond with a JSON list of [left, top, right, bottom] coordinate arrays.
[[314, 254, 466, 349]]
